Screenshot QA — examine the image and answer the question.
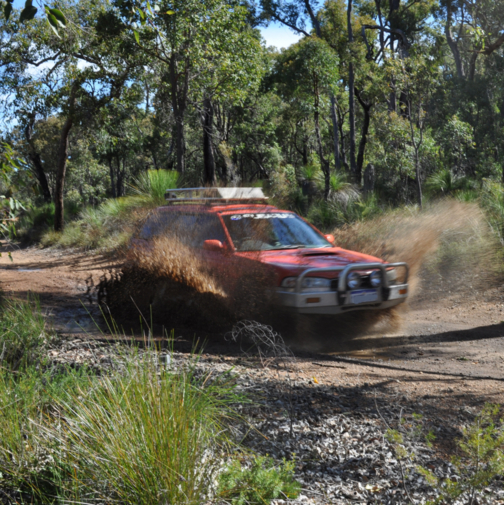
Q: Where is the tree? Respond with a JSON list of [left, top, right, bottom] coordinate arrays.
[[271, 37, 339, 199], [0, 0, 145, 230]]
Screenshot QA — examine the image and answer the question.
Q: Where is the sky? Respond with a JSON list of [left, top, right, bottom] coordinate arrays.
[[260, 23, 302, 49]]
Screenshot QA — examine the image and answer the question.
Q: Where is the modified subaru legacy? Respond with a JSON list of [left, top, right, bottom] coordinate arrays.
[[132, 187, 409, 315]]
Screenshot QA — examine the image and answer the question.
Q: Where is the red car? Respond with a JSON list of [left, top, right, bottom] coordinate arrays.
[[133, 188, 409, 315]]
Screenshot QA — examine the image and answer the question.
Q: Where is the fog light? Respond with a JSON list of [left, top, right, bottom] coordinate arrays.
[[369, 271, 382, 287], [347, 271, 361, 289]]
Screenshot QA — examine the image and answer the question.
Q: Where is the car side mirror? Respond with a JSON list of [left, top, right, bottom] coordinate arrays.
[[203, 239, 225, 252], [325, 234, 335, 244]]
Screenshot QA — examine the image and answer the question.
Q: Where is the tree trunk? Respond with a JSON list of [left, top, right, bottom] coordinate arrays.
[[415, 149, 422, 208], [202, 96, 216, 185], [356, 104, 371, 177], [363, 163, 375, 195], [24, 119, 52, 203], [445, 0, 465, 79], [54, 116, 73, 232], [108, 158, 116, 198], [169, 55, 189, 174], [313, 86, 330, 200], [355, 88, 371, 180], [330, 94, 341, 171], [468, 51, 478, 81], [347, 0, 357, 183], [54, 83, 78, 232]]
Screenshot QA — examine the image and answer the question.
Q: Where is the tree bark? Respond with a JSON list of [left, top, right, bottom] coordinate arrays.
[[468, 51, 478, 81], [313, 81, 330, 200], [108, 157, 116, 198], [54, 116, 74, 232], [202, 96, 216, 185], [347, 0, 357, 183], [54, 83, 78, 232], [445, 0, 465, 79], [355, 89, 372, 177], [330, 94, 341, 171], [169, 54, 189, 174], [24, 118, 52, 203]]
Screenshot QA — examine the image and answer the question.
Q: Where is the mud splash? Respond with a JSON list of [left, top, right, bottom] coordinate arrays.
[[332, 200, 497, 297], [98, 236, 276, 331]]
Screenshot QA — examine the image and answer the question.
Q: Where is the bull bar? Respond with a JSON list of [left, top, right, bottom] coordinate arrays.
[[277, 262, 409, 315]]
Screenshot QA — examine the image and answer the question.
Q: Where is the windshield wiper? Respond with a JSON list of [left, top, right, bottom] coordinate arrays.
[[269, 244, 308, 250]]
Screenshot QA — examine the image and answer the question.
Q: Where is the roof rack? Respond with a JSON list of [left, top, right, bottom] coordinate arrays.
[[164, 187, 268, 204]]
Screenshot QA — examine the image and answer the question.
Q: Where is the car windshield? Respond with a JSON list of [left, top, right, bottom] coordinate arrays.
[[222, 213, 331, 251]]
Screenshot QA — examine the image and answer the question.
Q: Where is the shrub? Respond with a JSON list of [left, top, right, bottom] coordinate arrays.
[[52, 352, 239, 504], [217, 455, 301, 505], [129, 169, 180, 205], [418, 404, 504, 505], [0, 295, 50, 372]]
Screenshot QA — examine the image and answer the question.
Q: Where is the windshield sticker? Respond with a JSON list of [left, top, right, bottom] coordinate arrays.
[[230, 213, 294, 220]]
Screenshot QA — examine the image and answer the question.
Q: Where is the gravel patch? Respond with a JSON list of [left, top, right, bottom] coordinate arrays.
[[43, 336, 504, 505]]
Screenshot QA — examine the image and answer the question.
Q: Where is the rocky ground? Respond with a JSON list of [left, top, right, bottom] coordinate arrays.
[[44, 333, 504, 505]]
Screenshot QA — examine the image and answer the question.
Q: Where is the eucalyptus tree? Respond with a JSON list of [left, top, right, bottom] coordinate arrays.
[[440, 0, 504, 82], [0, 0, 146, 230], [270, 37, 339, 199], [114, 0, 261, 181], [261, 0, 345, 173]]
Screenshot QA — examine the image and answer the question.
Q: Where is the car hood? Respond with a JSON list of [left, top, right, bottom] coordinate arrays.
[[238, 246, 385, 276]]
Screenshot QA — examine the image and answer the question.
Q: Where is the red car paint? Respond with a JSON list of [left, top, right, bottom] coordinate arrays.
[[135, 203, 386, 290]]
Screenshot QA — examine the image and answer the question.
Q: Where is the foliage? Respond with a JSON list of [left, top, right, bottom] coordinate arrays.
[[0, 297, 245, 504], [54, 352, 239, 504], [217, 455, 301, 505], [0, 295, 50, 372], [129, 169, 179, 205], [418, 404, 504, 505]]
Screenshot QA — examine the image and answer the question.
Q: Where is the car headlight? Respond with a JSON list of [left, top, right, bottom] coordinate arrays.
[[347, 271, 361, 290], [369, 270, 382, 287], [280, 277, 297, 289], [301, 277, 331, 291], [280, 276, 331, 291]]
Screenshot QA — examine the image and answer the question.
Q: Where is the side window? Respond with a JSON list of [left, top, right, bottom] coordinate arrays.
[[187, 214, 227, 248], [138, 213, 170, 240], [138, 212, 226, 249]]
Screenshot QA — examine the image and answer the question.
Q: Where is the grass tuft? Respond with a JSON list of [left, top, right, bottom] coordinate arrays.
[[0, 295, 50, 372]]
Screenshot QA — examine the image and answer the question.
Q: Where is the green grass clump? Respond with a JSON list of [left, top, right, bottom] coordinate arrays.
[[53, 353, 239, 504], [0, 366, 91, 501], [217, 455, 301, 504], [418, 404, 504, 504], [0, 296, 50, 372], [129, 169, 180, 205]]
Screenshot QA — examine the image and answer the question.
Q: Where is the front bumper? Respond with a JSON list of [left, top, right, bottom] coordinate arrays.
[[275, 262, 409, 315]]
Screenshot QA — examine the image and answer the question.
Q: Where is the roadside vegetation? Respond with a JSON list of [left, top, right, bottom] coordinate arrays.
[[0, 297, 300, 504]]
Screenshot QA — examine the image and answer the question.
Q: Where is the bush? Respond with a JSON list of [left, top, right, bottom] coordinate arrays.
[[51, 352, 239, 504], [0, 365, 90, 501], [40, 195, 155, 251], [217, 455, 301, 504], [129, 169, 180, 205], [418, 404, 504, 504], [0, 295, 50, 372]]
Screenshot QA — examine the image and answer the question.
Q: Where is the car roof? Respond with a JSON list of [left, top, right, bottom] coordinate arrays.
[[155, 204, 290, 215]]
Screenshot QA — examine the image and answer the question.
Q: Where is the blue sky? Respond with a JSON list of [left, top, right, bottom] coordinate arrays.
[[260, 23, 302, 49]]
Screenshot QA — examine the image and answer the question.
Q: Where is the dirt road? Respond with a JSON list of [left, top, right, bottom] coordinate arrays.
[[2, 243, 504, 437]]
